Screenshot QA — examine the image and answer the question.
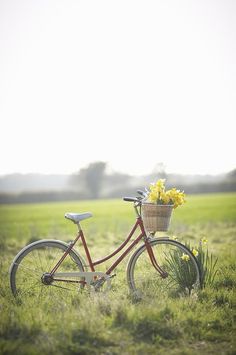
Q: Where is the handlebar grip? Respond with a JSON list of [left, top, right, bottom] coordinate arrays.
[[123, 197, 139, 202]]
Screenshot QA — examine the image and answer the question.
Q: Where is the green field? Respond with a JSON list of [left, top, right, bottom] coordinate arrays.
[[0, 193, 236, 354]]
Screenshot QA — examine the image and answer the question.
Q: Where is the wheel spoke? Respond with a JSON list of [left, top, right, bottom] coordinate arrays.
[[13, 262, 43, 277]]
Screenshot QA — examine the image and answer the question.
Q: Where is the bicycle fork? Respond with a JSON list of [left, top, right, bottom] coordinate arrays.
[[144, 239, 168, 278]]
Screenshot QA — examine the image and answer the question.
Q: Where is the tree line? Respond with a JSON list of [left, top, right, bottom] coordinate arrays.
[[0, 163, 235, 204]]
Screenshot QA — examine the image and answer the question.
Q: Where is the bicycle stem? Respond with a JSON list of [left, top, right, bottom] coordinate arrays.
[[134, 202, 141, 217]]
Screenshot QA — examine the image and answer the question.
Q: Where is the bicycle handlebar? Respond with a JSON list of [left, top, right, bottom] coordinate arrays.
[[123, 188, 148, 205], [123, 197, 140, 203]]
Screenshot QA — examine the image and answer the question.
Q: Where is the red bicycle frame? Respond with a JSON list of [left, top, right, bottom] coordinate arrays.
[[50, 210, 168, 280]]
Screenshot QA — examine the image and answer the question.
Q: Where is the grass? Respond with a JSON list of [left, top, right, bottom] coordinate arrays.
[[0, 192, 236, 354]]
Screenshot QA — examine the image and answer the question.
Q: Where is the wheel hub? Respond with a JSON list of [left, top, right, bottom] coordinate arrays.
[[41, 273, 54, 285]]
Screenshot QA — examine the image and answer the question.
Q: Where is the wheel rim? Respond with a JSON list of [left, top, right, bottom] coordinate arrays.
[[11, 242, 84, 299]]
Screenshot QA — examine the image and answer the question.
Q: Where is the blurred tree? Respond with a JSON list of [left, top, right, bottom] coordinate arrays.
[[84, 161, 106, 198], [152, 162, 167, 179], [227, 169, 236, 181]]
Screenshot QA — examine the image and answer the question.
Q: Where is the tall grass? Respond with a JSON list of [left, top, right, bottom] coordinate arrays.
[[197, 241, 218, 288]]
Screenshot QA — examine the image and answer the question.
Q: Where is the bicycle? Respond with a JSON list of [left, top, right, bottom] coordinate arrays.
[[10, 191, 201, 300]]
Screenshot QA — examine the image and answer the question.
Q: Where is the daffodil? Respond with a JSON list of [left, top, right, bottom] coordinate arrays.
[[160, 191, 171, 204], [148, 191, 158, 203], [201, 238, 208, 245], [155, 179, 165, 192], [181, 253, 190, 261], [192, 248, 199, 257], [147, 179, 186, 208]]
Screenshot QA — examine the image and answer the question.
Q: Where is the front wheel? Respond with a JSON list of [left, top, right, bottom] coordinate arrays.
[[10, 240, 85, 299], [127, 238, 201, 299]]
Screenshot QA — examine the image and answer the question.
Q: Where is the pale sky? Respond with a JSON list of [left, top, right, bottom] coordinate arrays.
[[0, 0, 235, 176]]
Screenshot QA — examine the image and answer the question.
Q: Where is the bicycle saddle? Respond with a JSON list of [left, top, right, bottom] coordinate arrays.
[[65, 212, 93, 224]]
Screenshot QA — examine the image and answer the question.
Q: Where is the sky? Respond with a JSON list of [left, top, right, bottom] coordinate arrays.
[[0, 0, 235, 176]]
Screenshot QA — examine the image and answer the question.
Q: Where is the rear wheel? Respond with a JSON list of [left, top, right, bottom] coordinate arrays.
[[127, 238, 201, 299], [10, 240, 85, 299]]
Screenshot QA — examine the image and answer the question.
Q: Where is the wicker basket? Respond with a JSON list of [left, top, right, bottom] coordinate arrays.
[[141, 203, 173, 232]]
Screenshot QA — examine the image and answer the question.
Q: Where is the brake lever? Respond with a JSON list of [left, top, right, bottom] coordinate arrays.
[[137, 189, 146, 197]]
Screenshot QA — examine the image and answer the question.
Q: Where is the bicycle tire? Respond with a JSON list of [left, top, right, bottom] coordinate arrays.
[[127, 238, 201, 299], [10, 239, 85, 298]]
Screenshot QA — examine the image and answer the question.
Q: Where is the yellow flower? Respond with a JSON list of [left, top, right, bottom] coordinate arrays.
[[201, 238, 208, 245], [148, 179, 166, 202], [148, 191, 158, 203], [172, 235, 178, 241], [181, 253, 190, 261], [155, 179, 165, 192], [192, 248, 199, 257], [146, 179, 186, 208], [160, 191, 171, 204]]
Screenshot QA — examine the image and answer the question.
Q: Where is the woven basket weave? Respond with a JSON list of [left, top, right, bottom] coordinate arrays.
[[141, 203, 173, 232]]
